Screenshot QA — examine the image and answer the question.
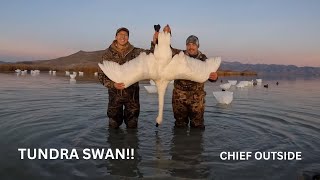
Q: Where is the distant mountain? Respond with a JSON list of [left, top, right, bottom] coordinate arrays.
[[32, 50, 105, 68], [220, 61, 320, 76], [4, 50, 319, 76], [0, 61, 9, 64]]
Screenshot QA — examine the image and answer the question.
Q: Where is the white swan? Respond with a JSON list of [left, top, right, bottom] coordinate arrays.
[[65, 71, 70, 76], [98, 32, 221, 126], [213, 91, 233, 104]]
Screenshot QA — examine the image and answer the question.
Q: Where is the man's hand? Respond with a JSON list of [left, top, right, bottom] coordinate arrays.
[[209, 72, 218, 81], [114, 82, 125, 90]]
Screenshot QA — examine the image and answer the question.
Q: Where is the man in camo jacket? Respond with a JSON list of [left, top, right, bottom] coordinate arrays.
[[98, 27, 146, 129], [173, 35, 218, 129], [152, 27, 218, 129]]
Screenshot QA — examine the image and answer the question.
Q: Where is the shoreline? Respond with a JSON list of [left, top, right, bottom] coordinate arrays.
[[0, 63, 258, 77]]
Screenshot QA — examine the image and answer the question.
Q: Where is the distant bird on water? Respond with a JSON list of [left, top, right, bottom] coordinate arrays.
[[264, 84, 269, 88], [253, 81, 257, 86]]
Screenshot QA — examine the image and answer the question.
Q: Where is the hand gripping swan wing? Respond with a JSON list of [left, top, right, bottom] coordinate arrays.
[[98, 52, 157, 88]]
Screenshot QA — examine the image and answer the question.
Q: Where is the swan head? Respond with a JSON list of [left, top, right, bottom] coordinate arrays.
[[156, 116, 163, 125]]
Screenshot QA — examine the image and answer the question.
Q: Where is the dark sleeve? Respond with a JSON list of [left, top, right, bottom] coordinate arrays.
[[150, 41, 155, 53], [171, 47, 182, 56], [98, 50, 115, 89], [200, 53, 208, 61], [135, 47, 152, 55]]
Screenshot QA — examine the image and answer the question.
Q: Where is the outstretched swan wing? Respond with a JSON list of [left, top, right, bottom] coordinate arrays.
[[163, 51, 221, 82], [98, 52, 157, 88]]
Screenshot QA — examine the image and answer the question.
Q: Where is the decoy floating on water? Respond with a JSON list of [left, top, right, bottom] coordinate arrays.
[[256, 79, 262, 83], [213, 91, 233, 104], [228, 80, 237, 86], [144, 85, 158, 93], [220, 83, 231, 90]]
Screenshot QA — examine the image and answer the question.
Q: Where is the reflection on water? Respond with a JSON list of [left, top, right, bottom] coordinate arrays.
[[0, 72, 320, 179], [103, 129, 142, 178], [169, 128, 208, 179]]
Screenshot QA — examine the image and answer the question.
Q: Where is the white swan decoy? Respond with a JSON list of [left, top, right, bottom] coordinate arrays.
[[236, 81, 249, 88], [228, 80, 237, 86], [144, 85, 158, 93], [70, 74, 76, 79], [220, 83, 231, 90], [213, 91, 233, 104], [98, 32, 221, 126], [150, 80, 156, 85]]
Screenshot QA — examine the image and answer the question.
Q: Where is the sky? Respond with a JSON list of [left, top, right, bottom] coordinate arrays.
[[1, 0, 319, 67]]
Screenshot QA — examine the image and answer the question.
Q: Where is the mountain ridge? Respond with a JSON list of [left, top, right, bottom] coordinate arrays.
[[1, 50, 319, 76]]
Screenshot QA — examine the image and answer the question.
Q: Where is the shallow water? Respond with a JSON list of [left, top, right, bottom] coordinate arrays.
[[0, 73, 319, 179]]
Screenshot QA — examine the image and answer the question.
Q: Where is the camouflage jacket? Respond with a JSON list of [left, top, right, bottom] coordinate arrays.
[[98, 40, 147, 92]]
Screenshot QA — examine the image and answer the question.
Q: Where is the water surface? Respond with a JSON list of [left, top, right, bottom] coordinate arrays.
[[0, 73, 319, 179]]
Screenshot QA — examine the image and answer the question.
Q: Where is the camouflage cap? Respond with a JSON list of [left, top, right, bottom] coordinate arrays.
[[116, 27, 129, 37], [186, 35, 199, 47]]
